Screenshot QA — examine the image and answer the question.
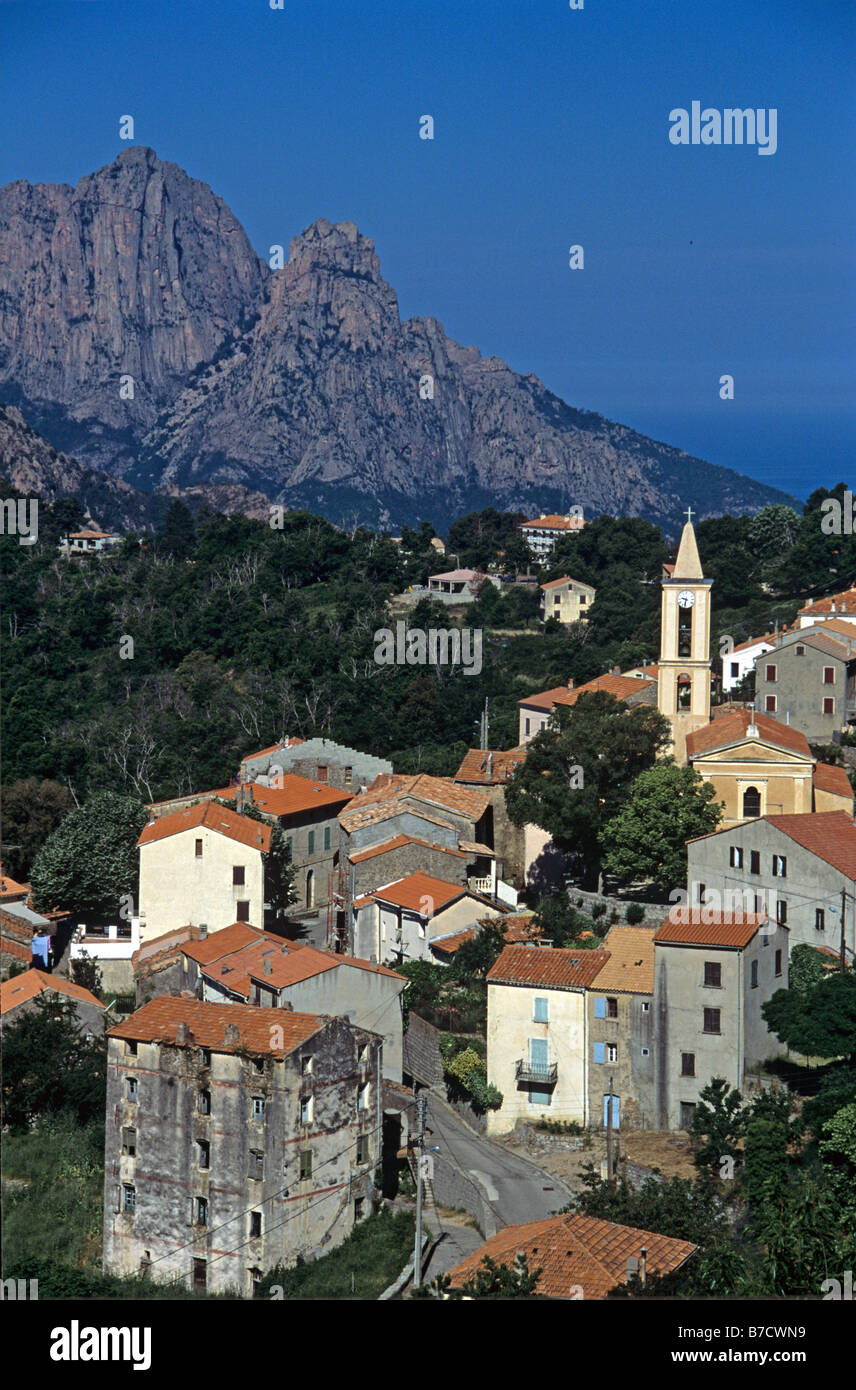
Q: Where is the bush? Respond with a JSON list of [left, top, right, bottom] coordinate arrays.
[[625, 903, 645, 925], [591, 902, 606, 920], [535, 1118, 584, 1135]]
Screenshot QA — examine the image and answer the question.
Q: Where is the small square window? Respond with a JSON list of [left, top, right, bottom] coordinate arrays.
[[236, 901, 250, 922], [641, 1001, 650, 1013], [607, 998, 618, 1019], [252, 1097, 265, 1120], [824, 667, 835, 685], [765, 664, 777, 683], [299, 1150, 312, 1180], [823, 697, 835, 715], [765, 695, 777, 713], [127, 1040, 138, 1056], [122, 1184, 136, 1214], [641, 1047, 650, 1057], [704, 961, 721, 988], [200, 1048, 211, 1067], [796, 645, 805, 656]]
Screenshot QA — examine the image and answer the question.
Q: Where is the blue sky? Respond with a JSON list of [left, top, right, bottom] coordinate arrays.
[[3, 0, 853, 502]]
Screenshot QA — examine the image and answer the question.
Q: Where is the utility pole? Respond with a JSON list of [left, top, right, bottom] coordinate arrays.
[[841, 887, 848, 974], [413, 1092, 426, 1290], [479, 697, 490, 751], [606, 1076, 615, 1187]]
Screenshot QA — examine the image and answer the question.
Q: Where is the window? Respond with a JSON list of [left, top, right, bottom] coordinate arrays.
[[796, 645, 805, 656], [704, 961, 722, 988], [823, 697, 835, 715], [680, 1102, 697, 1130], [765, 696, 777, 713], [607, 997, 618, 1019], [307, 830, 315, 854], [195, 1196, 208, 1226], [233, 865, 245, 886], [776, 899, 788, 926], [192, 1259, 207, 1291], [824, 666, 835, 684], [703, 1008, 721, 1034], [198, 1089, 211, 1115], [356, 1135, 369, 1165], [122, 1184, 136, 1214], [127, 1040, 138, 1056], [287, 837, 294, 858], [249, 1211, 262, 1238], [641, 1047, 650, 1057], [750, 959, 759, 989], [300, 1095, 313, 1125], [344, 766, 353, 786], [197, 1140, 210, 1169], [249, 1267, 263, 1298], [358, 1083, 370, 1111], [316, 765, 328, 783], [200, 1048, 211, 1067], [195, 839, 203, 858], [730, 661, 739, 679], [126, 1077, 138, 1101], [302, 1055, 313, 1075], [765, 664, 777, 682], [729, 846, 743, 869], [323, 826, 331, 852], [772, 854, 787, 878], [299, 1150, 312, 1180], [525, 718, 531, 737], [607, 1043, 618, 1063], [252, 1096, 265, 1121], [697, 883, 707, 906], [593, 1042, 606, 1064], [248, 1150, 264, 1181], [815, 908, 825, 933], [641, 1001, 650, 1013], [593, 997, 606, 1018], [354, 1197, 365, 1222], [579, 593, 586, 605], [122, 1127, 137, 1157], [533, 997, 549, 1023], [236, 900, 250, 922], [750, 850, 761, 875], [252, 1056, 265, 1073], [775, 949, 783, 977], [743, 786, 761, 818], [681, 1053, 696, 1077]]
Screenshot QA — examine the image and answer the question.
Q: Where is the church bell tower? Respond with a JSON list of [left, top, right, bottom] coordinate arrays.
[[658, 509, 712, 763]]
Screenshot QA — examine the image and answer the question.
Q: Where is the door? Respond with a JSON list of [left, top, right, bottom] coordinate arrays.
[[529, 1038, 550, 1106], [603, 1094, 620, 1130], [306, 869, 315, 908]]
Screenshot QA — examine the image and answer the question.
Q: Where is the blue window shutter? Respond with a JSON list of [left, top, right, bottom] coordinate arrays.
[[534, 997, 548, 1022], [530, 1038, 548, 1069], [593, 1042, 605, 1064], [594, 997, 606, 1018]]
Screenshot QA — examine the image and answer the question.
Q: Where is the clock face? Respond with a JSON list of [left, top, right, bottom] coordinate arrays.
[[677, 590, 696, 609]]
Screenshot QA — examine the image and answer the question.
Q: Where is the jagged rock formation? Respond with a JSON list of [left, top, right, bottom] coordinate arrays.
[[0, 148, 797, 530]]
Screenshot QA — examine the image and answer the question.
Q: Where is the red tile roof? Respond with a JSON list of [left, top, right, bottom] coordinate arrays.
[[368, 872, 470, 915], [686, 710, 811, 759], [431, 915, 544, 957], [798, 588, 856, 617], [246, 777, 351, 818], [540, 576, 594, 592], [1, 969, 104, 1015], [519, 673, 654, 713], [342, 773, 490, 823], [592, 927, 656, 994], [107, 997, 324, 1055], [182, 923, 275, 966], [763, 810, 856, 879], [447, 1212, 696, 1300], [654, 911, 767, 949], [487, 944, 611, 989], [0, 864, 29, 899], [454, 747, 527, 784], [813, 763, 853, 801], [520, 514, 586, 531], [137, 801, 272, 852], [348, 834, 466, 864]]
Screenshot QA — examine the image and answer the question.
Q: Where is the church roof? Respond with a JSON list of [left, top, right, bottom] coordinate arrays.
[[686, 710, 811, 760], [672, 521, 704, 581]]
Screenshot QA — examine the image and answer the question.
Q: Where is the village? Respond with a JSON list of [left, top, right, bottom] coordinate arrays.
[[3, 505, 855, 1302]]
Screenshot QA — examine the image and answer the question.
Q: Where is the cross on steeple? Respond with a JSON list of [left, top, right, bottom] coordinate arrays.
[[685, 505, 695, 526]]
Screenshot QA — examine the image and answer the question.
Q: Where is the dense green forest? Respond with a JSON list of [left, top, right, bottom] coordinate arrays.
[[3, 482, 854, 877]]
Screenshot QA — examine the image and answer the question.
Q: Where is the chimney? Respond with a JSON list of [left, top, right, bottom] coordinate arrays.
[[224, 1023, 241, 1046], [612, 664, 620, 675], [199, 923, 208, 939], [281, 943, 290, 955], [263, 956, 272, 976], [832, 602, 837, 613], [175, 1021, 190, 1045], [640, 1247, 647, 1287], [281, 1001, 293, 1012]]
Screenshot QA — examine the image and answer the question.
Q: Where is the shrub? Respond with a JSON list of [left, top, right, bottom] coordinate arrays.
[[625, 903, 645, 925], [591, 902, 606, 920]]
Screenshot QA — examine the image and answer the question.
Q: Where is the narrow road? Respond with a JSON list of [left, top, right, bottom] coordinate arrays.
[[424, 1092, 572, 1227]]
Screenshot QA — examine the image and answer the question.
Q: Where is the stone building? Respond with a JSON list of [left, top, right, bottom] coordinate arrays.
[[103, 998, 382, 1296], [348, 834, 469, 900], [653, 911, 789, 1131], [352, 872, 503, 966], [585, 926, 656, 1132], [240, 737, 392, 795], [754, 626, 856, 744], [454, 747, 527, 885], [686, 809, 856, 965], [539, 575, 595, 625]]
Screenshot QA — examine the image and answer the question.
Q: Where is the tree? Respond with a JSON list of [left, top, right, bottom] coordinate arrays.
[[533, 893, 597, 946], [787, 943, 828, 995], [0, 777, 75, 879], [29, 791, 148, 918], [602, 763, 722, 895], [450, 921, 506, 980], [157, 499, 196, 560], [1, 996, 106, 1130], [69, 951, 103, 998], [505, 691, 672, 887], [689, 1077, 745, 1174], [762, 971, 856, 1062]]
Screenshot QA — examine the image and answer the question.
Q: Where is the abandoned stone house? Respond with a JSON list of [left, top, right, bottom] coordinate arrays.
[[239, 736, 392, 794], [103, 998, 382, 1296]]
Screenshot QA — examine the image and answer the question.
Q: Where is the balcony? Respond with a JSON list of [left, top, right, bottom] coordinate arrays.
[[515, 1059, 558, 1086]]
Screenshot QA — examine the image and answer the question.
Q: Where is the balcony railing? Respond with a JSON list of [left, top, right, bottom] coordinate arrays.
[[515, 1059, 558, 1086]]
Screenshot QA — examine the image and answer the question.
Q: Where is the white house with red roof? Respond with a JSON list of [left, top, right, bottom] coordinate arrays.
[[539, 575, 596, 625], [137, 802, 271, 945], [351, 870, 503, 966]]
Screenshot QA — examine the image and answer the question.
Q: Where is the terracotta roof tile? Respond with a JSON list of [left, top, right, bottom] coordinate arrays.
[[107, 997, 324, 1055], [138, 801, 272, 853], [539, 576, 594, 592], [454, 747, 527, 784], [1, 968, 104, 1015], [447, 1212, 696, 1300], [654, 911, 767, 948], [339, 803, 456, 834], [812, 764, 853, 800], [591, 926, 656, 994], [182, 923, 275, 966], [348, 834, 466, 863], [487, 944, 610, 989], [431, 915, 543, 957], [519, 673, 654, 713], [762, 810, 856, 879], [520, 514, 586, 531], [368, 872, 469, 915], [798, 588, 856, 617], [686, 710, 811, 759], [245, 777, 351, 818]]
